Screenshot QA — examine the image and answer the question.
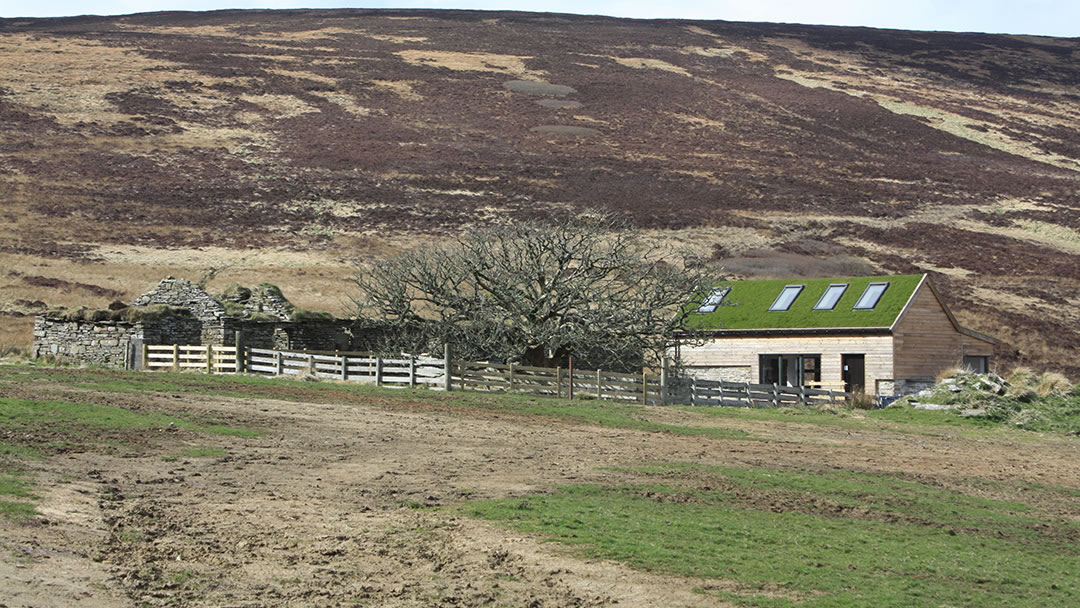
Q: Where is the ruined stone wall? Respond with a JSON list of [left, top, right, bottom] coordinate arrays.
[[32, 316, 139, 367], [226, 320, 384, 352], [132, 277, 226, 343], [32, 315, 205, 368], [140, 316, 204, 346]]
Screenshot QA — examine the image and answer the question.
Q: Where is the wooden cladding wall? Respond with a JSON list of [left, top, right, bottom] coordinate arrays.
[[892, 286, 994, 381], [677, 334, 894, 395]]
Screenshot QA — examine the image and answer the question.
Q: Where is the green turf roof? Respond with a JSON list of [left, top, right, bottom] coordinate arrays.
[[683, 274, 926, 331]]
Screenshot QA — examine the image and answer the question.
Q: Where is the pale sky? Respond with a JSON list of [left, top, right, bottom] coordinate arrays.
[[1, 1, 1077, 38]]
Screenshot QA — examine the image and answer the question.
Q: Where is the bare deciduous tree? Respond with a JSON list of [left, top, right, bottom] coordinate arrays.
[[352, 215, 720, 371]]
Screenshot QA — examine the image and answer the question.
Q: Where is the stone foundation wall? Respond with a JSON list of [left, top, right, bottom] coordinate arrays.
[[684, 365, 753, 383]]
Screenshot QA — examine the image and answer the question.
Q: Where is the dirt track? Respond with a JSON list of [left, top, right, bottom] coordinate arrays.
[[3, 379, 1079, 607]]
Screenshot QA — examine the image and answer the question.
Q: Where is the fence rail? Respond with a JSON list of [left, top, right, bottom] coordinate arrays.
[[141, 344, 850, 407], [667, 378, 848, 407], [246, 348, 447, 389], [144, 344, 237, 373]]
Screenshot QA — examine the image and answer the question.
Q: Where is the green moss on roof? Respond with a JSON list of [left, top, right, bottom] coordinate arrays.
[[683, 274, 925, 331]]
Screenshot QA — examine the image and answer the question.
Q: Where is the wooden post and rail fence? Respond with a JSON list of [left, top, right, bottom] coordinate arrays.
[[138, 343, 850, 408]]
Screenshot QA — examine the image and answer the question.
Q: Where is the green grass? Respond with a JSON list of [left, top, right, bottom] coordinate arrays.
[[465, 395, 755, 441], [166, 446, 227, 461], [0, 470, 36, 523], [0, 397, 258, 439], [467, 466, 1079, 607], [0, 365, 751, 441], [685, 274, 924, 330], [0, 441, 44, 460]]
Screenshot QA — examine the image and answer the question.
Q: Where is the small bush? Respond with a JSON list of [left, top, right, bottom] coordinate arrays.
[[848, 391, 876, 410], [291, 308, 334, 321], [256, 283, 286, 299], [219, 283, 252, 301], [935, 366, 964, 384], [221, 301, 246, 317], [1034, 372, 1071, 397], [1006, 367, 1037, 393]]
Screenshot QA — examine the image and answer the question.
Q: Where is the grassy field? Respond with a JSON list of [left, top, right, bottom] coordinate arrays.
[[1, 363, 1078, 606]]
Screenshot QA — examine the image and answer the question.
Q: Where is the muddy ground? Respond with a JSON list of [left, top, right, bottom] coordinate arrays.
[[2, 374, 1079, 607]]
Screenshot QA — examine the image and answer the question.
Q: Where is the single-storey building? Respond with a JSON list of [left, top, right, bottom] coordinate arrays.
[[673, 274, 997, 397]]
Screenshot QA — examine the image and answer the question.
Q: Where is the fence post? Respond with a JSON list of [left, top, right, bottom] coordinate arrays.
[[745, 384, 753, 407], [375, 356, 383, 387], [443, 344, 452, 392], [718, 382, 725, 404], [276, 350, 283, 376], [555, 366, 562, 399], [642, 369, 647, 405], [307, 354, 315, 376], [508, 363, 515, 392], [773, 383, 780, 408], [799, 385, 807, 407], [142, 342, 148, 370], [340, 354, 348, 381], [596, 369, 602, 400], [172, 344, 179, 372], [691, 376, 697, 406], [206, 345, 213, 374], [568, 356, 574, 400], [234, 331, 246, 373], [659, 357, 668, 406], [409, 356, 417, 389]]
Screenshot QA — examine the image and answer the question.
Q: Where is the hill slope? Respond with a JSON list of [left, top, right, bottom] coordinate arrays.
[[1, 9, 1078, 371]]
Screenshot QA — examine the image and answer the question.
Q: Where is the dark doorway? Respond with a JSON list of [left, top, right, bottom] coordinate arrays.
[[842, 354, 865, 394]]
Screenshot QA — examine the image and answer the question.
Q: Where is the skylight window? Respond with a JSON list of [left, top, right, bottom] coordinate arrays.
[[769, 285, 804, 311], [853, 282, 889, 310], [697, 287, 730, 313], [813, 283, 848, 310]]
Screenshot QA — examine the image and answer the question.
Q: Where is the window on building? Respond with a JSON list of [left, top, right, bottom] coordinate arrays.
[[962, 355, 989, 374], [853, 282, 889, 310], [696, 287, 730, 313], [814, 283, 848, 310], [759, 354, 821, 386], [769, 285, 804, 311]]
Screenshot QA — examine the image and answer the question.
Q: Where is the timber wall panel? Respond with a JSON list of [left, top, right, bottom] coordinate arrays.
[[892, 286, 994, 380], [678, 334, 893, 395]]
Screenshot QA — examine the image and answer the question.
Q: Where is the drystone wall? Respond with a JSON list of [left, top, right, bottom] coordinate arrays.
[[33, 317, 139, 367], [32, 315, 204, 368], [132, 277, 227, 343], [226, 319, 384, 352]]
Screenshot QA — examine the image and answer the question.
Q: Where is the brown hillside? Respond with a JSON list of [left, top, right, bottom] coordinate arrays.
[[1, 9, 1077, 373]]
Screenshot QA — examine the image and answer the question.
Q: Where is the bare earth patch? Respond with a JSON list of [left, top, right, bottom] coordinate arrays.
[[2, 373, 1078, 606]]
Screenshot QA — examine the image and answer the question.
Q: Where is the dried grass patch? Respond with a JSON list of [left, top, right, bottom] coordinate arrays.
[[610, 57, 692, 77], [371, 80, 423, 100], [395, 50, 541, 77], [668, 113, 725, 129], [679, 46, 738, 58], [239, 94, 320, 119], [0, 34, 236, 127], [768, 38, 1080, 172], [309, 92, 377, 116], [367, 34, 429, 44], [0, 317, 34, 357], [267, 68, 338, 85]]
